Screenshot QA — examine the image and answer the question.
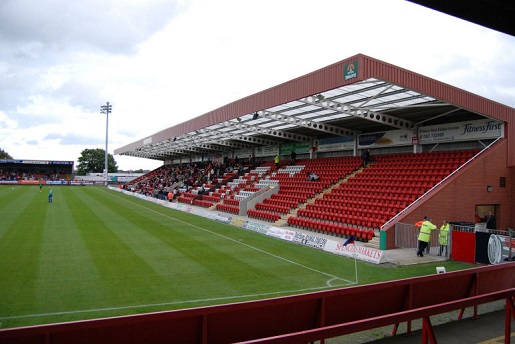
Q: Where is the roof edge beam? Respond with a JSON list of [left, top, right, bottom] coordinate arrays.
[[261, 110, 355, 137], [224, 121, 312, 142], [232, 135, 278, 146], [300, 96, 416, 130], [210, 140, 255, 149]]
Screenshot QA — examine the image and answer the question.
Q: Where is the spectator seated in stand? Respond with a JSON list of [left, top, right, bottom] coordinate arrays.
[[306, 171, 320, 181], [124, 159, 238, 200]]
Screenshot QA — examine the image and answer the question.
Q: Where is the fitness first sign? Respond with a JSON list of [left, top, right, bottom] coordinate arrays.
[[419, 119, 503, 144]]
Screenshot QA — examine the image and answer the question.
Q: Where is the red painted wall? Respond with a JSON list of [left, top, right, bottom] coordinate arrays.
[[451, 231, 476, 263]]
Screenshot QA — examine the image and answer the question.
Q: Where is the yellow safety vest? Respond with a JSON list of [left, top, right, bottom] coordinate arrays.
[[439, 224, 449, 245], [418, 220, 436, 242]]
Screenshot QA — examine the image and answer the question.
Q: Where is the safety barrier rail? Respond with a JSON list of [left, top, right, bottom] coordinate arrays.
[[0, 264, 513, 343]]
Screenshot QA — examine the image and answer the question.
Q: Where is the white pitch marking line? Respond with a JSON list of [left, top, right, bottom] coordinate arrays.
[[0, 284, 355, 321], [106, 190, 354, 284], [0, 190, 357, 322]]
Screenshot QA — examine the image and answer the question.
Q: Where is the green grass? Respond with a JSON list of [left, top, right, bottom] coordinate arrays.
[[0, 185, 473, 329]]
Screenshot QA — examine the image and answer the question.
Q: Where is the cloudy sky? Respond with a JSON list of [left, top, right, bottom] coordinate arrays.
[[1, 0, 514, 171]]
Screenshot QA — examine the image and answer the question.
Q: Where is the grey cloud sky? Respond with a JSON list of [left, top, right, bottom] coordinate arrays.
[[44, 132, 101, 146], [0, 0, 182, 116], [0, 0, 514, 171], [0, 0, 180, 52]]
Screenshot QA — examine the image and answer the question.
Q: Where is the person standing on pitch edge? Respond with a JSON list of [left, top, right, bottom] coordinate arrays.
[[417, 216, 436, 257], [48, 188, 53, 203]]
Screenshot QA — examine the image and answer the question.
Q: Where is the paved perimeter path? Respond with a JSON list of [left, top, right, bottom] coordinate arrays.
[[365, 306, 514, 344], [325, 301, 512, 343]]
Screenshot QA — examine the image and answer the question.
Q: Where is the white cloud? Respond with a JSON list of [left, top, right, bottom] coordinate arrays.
[[0, 0, 513, 171], [0, 111, 17, 129]]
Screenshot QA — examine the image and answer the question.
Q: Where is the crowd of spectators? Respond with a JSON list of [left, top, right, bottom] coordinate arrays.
[[0, 169, 67, 181], [123, 158, 249, 200], [0, 170, 20, 181]]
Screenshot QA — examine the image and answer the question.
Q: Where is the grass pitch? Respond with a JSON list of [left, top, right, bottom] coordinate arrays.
[[0, 185, 472, 329]]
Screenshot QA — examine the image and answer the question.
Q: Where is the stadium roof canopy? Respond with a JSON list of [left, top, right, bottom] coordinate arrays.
[[115, 54, 515, 164]]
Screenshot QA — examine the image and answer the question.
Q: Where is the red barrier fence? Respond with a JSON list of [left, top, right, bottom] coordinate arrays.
[[1, 264, 514, 344]]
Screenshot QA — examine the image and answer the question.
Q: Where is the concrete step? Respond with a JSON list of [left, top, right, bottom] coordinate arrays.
[[275, 218, 288, 227], [365, 236, 381, 249]]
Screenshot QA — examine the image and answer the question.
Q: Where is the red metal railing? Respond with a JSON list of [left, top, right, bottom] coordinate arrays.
[[1, 263, 514, 344]]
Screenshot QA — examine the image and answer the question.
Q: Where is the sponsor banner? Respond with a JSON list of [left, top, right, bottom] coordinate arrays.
[[0, 159, 72, 165], [291, 232, 328, 250], [325, 239, 385, 264], [315, 136, 354, 152], [488, 234, 515, 264], [157, 199, 169, 207], [279, 142, 310, 155], [358, 129, 412, 148], [164, 201, 180, 211], [255, 145, 279, 158], [344, 61, 358, 80], [0, 160, 46, 164], [51, 161, 73, 165], [191, 207, 204, 217], [243, 221, 269, 235], [113, 176, 135, 182], [71, 181, 95, 185], [172, 203, 186, 211], [135, 193, 149, 201], [195, 207, 207, 216], [147, 197, 160, 205], [0, 180, 18, 184], [419, 119, 503, 144], [20, 160, 48, 164], [45, 180, 69, 185], [70, 181, 105, 186], [17, 180, 41, 185], [234, 148, 253, 160], [191, 207, 229, 223], [205, 212, 232, 224], [266, 226, 296, 241], [230, 217, 246, 227]]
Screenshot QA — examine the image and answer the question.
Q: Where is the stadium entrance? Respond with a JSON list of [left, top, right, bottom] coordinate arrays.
[[475, 204, 498, 230]]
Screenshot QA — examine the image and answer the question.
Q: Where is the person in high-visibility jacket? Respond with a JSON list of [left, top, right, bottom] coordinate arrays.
[[417, 216, 436, 257], [438, 220, 450, 256]]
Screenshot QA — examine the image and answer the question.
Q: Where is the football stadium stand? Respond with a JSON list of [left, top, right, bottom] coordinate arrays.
[[113, 54, 515, 252]]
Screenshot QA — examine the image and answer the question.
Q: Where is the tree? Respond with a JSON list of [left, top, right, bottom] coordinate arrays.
[[76, 148, 118, 175], [0, 148, 13, 159]]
